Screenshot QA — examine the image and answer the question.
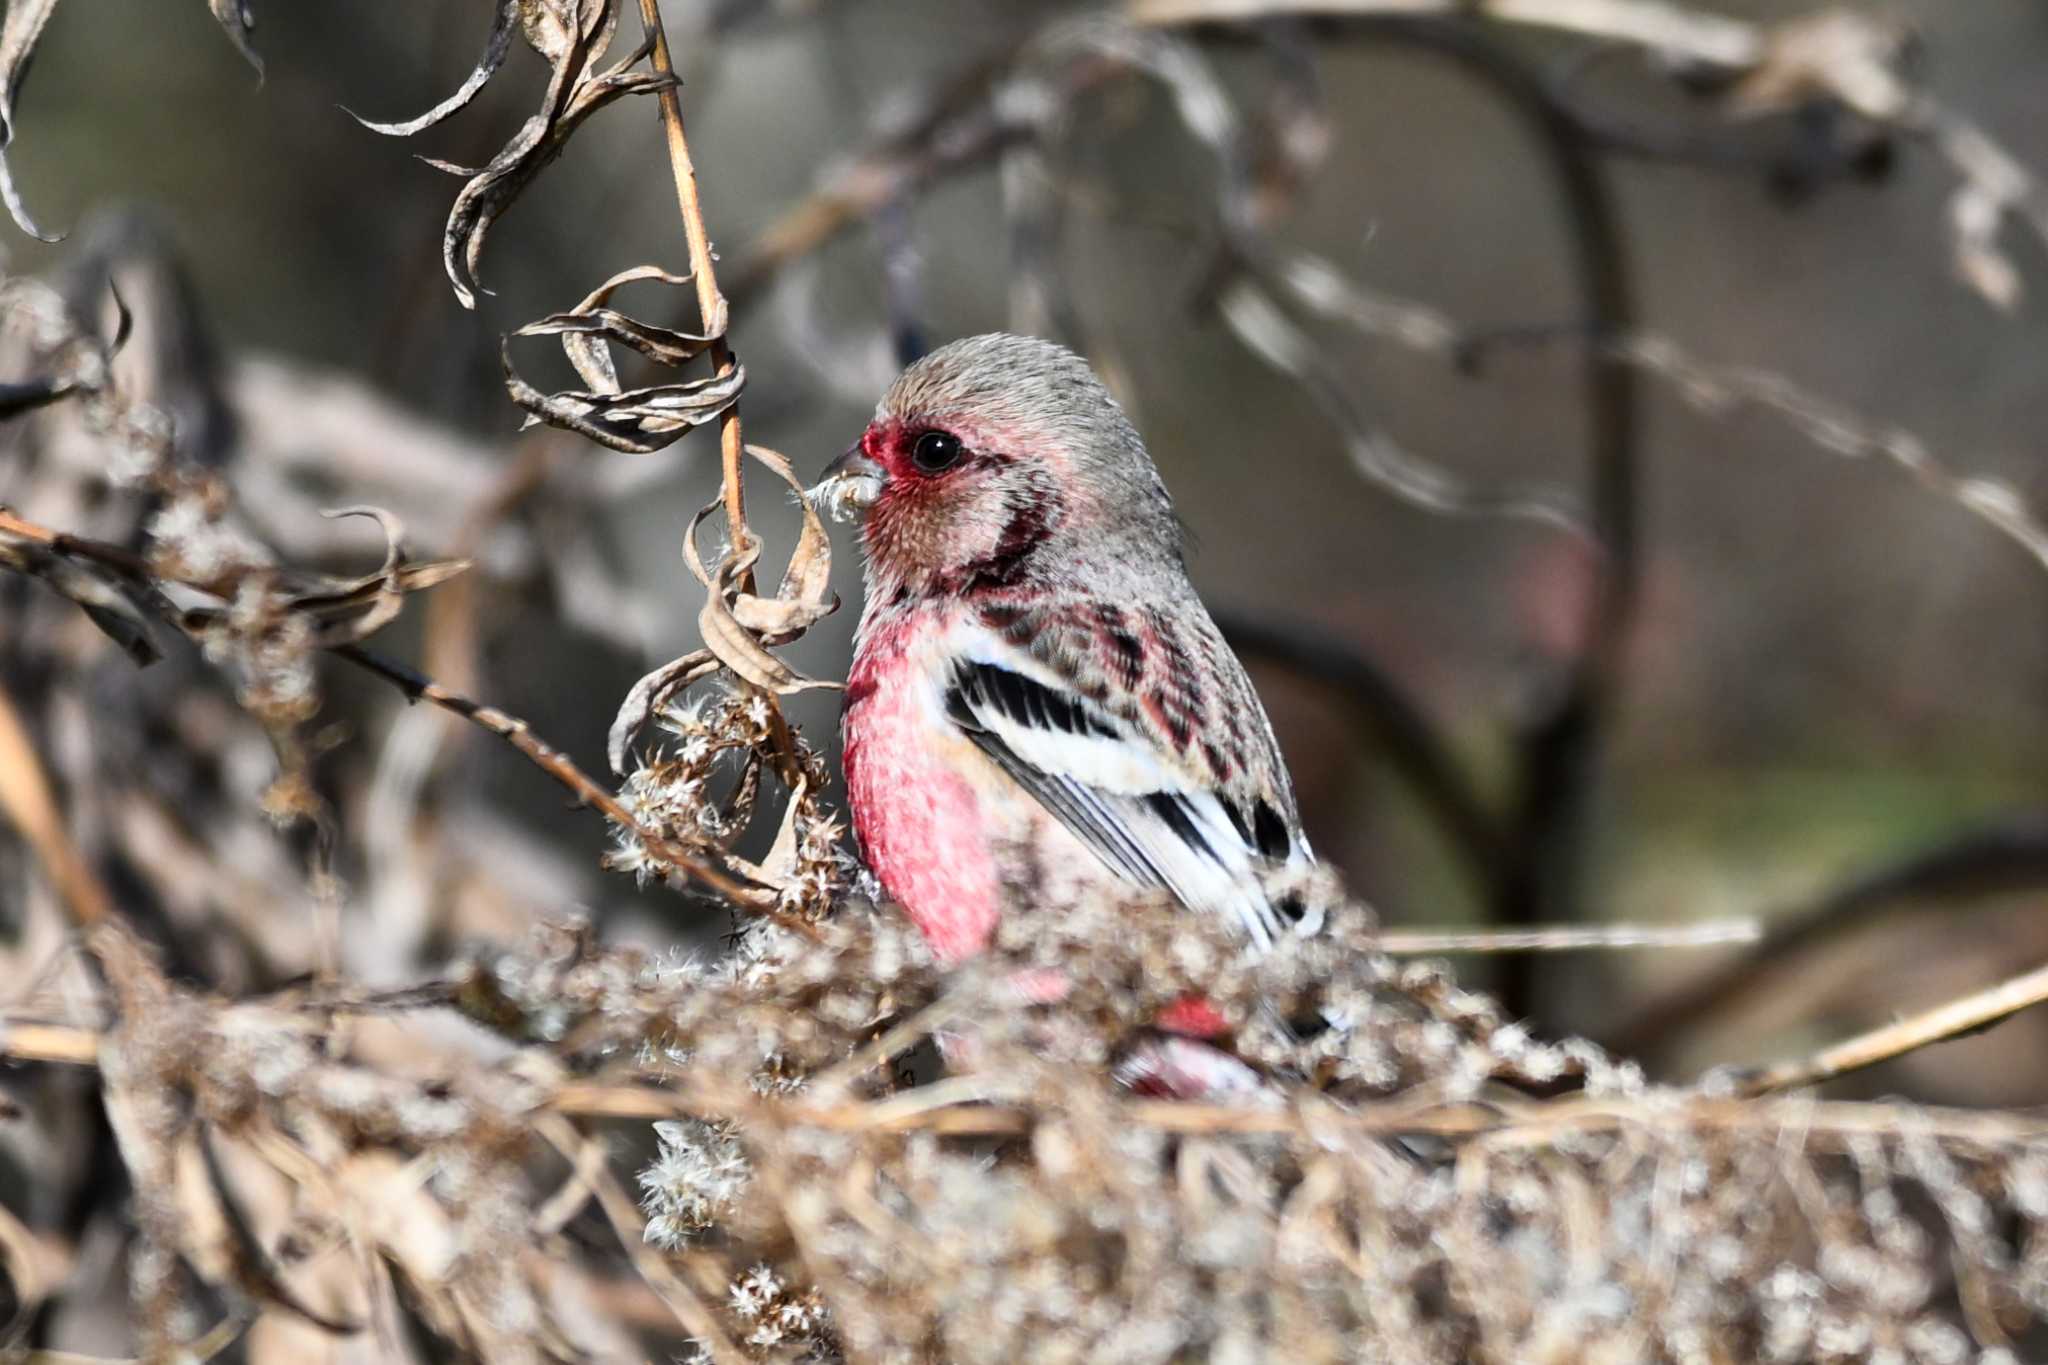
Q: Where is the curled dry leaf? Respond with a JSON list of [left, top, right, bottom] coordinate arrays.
[[287, 506, 469, 646], [687, 515, 830, 695], [0, 511, 163, 664], [345, 0, 519, 137], [502, 264, 740, 451], [503, 345, 745, 453], [516, 264, 714, 391], [681, 444, 841, 696], [208, 0, 263, 77], [607, 648, 719, 775], [609, 444, 839, 782], [0, 0, 61, 242], [179, 505, 470, 648], [729, 443, 838, 640], [503, 263, 745, 451], [436, 1, 678, 307], [270, 558, 471, 649], [724, 771, 810, 890]]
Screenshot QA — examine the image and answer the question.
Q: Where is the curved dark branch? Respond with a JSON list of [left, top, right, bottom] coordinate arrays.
[[1216, 612, 1503, 890], [1310, 19, 1641, 1018], [1608, 811, 2048, 1060]]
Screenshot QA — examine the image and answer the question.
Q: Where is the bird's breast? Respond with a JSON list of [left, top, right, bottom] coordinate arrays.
[[842, 605, 1005, 963]]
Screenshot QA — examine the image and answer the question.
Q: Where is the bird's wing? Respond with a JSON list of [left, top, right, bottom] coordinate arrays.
[[944, 597, 1313, 950]]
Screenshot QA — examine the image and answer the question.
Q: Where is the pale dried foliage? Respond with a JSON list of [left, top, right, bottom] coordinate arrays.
[[17, 889, 2048, 1362], [4, 1, 2048, 1362]]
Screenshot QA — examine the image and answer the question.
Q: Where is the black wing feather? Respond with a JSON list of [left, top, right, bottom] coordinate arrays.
[[945, 660, 1237, 898], [944, 665, 1159, 884]]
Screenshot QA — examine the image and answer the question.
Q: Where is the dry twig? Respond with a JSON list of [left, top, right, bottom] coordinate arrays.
[[1736, 957, 2048, 1097]]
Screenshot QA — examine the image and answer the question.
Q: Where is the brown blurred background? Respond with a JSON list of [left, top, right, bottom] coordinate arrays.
[[6, 0, 2047, 1100]]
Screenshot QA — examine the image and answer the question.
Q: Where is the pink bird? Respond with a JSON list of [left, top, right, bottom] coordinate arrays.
[[821, 335, 1316, 1014]]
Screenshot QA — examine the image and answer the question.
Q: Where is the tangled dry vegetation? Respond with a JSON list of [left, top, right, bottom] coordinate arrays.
[[4, 2, 2048, 1362]]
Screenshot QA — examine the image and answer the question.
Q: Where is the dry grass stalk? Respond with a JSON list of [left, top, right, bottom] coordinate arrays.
[[1738, 959, 2048, 1098]]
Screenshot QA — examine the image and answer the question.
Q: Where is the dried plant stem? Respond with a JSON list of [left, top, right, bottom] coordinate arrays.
[[535, 1113, 745, 1363], [331, 643, 757, 904], [0, 1020, 98, 1066], [0, 506, 147, 579], [0, 683, 113, 928], [1128, 0, 1761, 64], [636, 0, 749, 583], [810, 993, 977, 1096], [1738, 957, 2048, 1096], [1376, 920, 1760, 954], [0, 506, 55, 546], [543, 1074, 2048, 1148], [531, 1115, 610, 1238]]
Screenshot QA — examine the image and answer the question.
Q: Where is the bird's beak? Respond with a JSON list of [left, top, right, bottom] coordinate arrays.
[[811, 441, 885, 523]]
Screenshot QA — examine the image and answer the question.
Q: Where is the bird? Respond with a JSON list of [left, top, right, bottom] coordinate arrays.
[[819, 333, 1317, 1001]]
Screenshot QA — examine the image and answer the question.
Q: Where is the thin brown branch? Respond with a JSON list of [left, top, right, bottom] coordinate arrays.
[[548, 1079, 748, 1124], [0, 506, 148, 578], [0, 682, 114, 928], [546, 1074, 1041, 1136], [1736, 958, 2048, 1097], [636, 0, 749, 584], [331, 643, 765, 907], [1376, 920, 1761, 954]]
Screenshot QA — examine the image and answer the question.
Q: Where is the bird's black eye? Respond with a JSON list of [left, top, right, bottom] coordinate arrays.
[[910, 430, 964, 473]]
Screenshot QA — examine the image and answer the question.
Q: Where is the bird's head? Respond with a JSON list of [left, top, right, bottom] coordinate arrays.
[[815, 333, 1183, 606]]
